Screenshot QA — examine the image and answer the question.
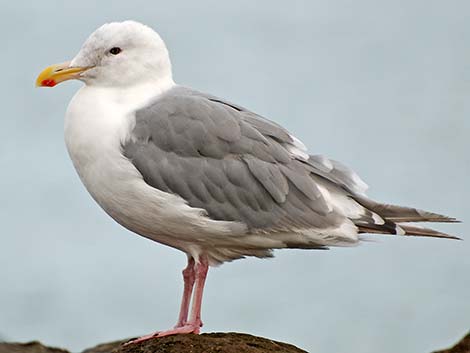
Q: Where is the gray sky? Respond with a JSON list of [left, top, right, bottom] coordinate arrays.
[[1, 1, 469, 352]]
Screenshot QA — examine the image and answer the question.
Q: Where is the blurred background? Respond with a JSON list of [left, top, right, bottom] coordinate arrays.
[[0, 1, 469, 352]]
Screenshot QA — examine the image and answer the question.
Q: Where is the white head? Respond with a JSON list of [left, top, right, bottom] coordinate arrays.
[[36, 21, 174, 89]]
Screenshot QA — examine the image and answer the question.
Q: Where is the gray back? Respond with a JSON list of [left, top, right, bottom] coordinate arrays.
[[123, 86, 366, 233]]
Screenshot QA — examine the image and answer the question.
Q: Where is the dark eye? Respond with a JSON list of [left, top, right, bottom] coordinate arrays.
[[109, 47, 122, 55]]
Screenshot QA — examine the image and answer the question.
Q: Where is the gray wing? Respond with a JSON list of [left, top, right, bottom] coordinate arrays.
[[123, 86, 361, 233]]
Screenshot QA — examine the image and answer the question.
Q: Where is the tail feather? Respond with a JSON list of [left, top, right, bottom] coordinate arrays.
[[358, 224, 460, 240], [354, 196, 460, 223], [357, 219, 405, 235], [353, 196, 460, 240], [399, 224, 461, 240]]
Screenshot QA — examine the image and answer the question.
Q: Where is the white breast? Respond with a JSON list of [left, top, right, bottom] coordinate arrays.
[[64, 84, 245, 260]]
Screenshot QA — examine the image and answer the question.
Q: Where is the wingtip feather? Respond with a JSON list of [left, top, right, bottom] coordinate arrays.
[[400, 224, 462, 240]]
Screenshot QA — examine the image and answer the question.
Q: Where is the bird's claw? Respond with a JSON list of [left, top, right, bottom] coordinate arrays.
[[123, 324, 201, 345]]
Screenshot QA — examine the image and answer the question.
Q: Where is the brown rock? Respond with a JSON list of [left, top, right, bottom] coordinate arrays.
[[3, 331, 469, 353], [0, 333, 307, 353], [433, 332, 470, 353], [0, 341, 68, 353]]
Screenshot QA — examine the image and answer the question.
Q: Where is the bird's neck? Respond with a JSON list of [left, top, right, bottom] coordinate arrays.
[[64, 75, 175, 181], [85, 76, 176, 113]]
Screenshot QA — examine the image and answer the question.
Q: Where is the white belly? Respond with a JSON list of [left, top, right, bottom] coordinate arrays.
[[64, 86, 247, 261]]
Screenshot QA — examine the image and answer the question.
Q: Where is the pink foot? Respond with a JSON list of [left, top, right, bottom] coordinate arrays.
[[124, 323, 201, 345], [125, 256, 208, 346]]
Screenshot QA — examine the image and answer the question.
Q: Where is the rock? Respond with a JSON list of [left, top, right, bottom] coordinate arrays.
[[433, 332, 470, 353], [2, 331, 469, 353], [0, 341, 68, 353], [0, 333, 307, 353]]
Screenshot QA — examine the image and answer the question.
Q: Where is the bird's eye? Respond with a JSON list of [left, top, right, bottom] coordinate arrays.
[[109, 47, 122, 55]]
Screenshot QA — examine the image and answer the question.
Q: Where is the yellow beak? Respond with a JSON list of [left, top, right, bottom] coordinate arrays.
[[36, 61, 90, 87]]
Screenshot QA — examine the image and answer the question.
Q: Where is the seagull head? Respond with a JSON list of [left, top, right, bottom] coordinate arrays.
[[36, 21, 173, 88]]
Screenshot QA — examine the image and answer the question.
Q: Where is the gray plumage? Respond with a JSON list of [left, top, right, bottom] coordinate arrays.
[[123, 86, 459, 247], [124, 87, 340, 233]]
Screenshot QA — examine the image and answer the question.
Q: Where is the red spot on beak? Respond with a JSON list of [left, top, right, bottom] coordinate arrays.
[[41, 79, 56, 87]]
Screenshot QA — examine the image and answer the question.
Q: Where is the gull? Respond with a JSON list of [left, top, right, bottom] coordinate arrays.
[[36, 20, 459, 343]]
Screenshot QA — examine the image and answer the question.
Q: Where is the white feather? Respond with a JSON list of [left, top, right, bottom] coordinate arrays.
[[65, 82, 251, 262], [286, 134, 310, 160]]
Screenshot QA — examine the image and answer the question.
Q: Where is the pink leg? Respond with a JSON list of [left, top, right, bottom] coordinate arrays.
[[125, 256, 209, 345], [185, 256, 209, 330], [175, 258, 195, 327]]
